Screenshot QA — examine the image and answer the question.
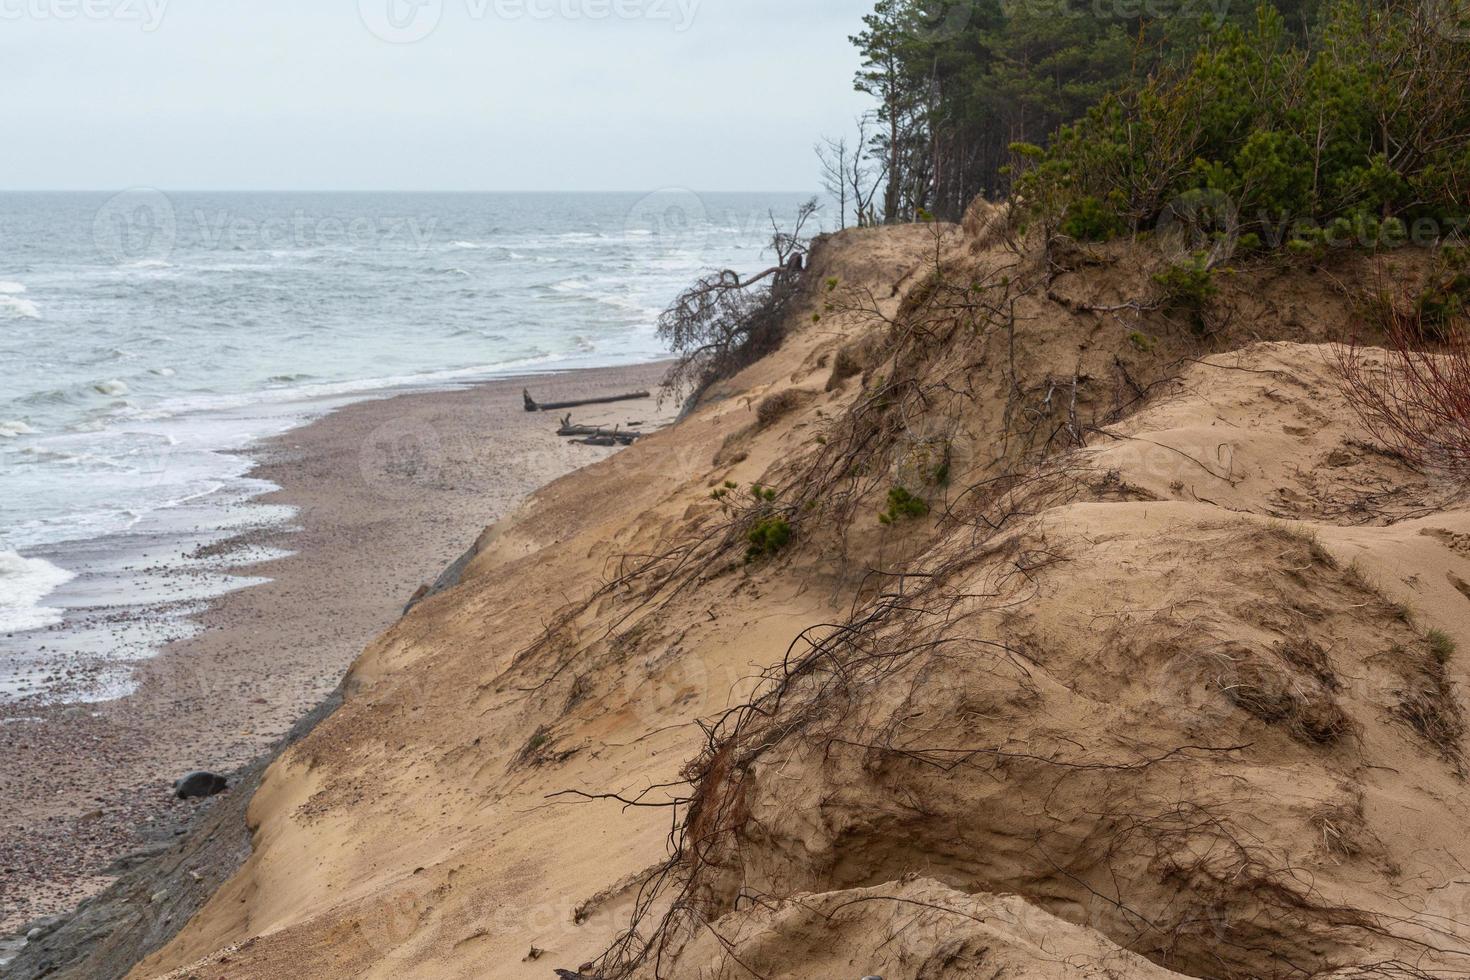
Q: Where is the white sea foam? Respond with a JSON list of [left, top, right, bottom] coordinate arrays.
[[93, 379, 131, 396], [0, 420, 36, 438], [0, 550, 74, 633], [0, 280, 26, 294], [0, 294, 40, 319]]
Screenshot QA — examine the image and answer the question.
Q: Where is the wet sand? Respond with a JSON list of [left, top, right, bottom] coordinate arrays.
[[0, 362, 670, 934]]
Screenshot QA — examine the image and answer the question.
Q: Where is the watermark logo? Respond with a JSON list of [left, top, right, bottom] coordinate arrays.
[[191, 209, 438, 252], [910, 0, 976, 40], [93, 187, 178, 264], [623, 187, 715, 265], [92, 190, 440, 262], [359, 0, 443, 43], [358, 417, 450, 501], [1155, 188, 1239, 265], [0, 0, 168, 31], [359, 0, 700, 43]]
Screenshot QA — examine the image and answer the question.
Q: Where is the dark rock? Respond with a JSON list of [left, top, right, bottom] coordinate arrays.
[[172, 772, 228, 800]]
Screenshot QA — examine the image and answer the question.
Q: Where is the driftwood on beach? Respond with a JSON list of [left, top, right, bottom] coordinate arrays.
[[556, 413, 642, 446], [523, 388, 651, 413]]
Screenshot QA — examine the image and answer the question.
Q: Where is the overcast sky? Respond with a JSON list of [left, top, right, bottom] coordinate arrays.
[[0, 0, 875, 191]]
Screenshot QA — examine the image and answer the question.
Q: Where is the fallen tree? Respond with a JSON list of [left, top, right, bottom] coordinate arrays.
[[657, 198, 819, 408]]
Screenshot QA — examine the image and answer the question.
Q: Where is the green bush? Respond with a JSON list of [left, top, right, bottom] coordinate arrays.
[[879, 486, 930, 525], [1014, 2, 1470, 255], [1060, 195, 1127, 242], [1153, 253, 1220, 329], [746, 516, 792, 562]]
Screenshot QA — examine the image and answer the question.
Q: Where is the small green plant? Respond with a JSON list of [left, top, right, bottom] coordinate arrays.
[[1428, 628, 1457, 665], [879, 486, 930, 525], [1416, 270, 1470, 335], [1153, 252, 1218, 329], [1127, 331, 1157, 353], [750, 484, 777, 502], [1059, 195, 1126, 242], [746, 516, 792, 562]]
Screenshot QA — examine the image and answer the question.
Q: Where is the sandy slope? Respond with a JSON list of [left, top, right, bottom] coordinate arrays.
[[129, 220, 1470, 979]]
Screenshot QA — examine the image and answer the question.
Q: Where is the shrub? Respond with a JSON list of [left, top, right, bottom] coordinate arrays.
[[746, 516, 792, 562], [1014, 2, 1470, 256], [1060, 195, 1127, 242], [1336, 281, 1470, 479], [1417, 252, 1470, 334], [879, 486, 930, 525], [1153, 252, 1219, 329]]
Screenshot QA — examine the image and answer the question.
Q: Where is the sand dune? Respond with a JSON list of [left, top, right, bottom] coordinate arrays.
[[92, 218, 1470, 979]]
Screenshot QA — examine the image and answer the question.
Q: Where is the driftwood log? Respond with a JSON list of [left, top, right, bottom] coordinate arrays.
[[523, 388, 651, 413], [556, 413, 642, 446]]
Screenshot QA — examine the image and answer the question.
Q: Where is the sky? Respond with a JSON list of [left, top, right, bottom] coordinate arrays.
[[0, 0, 876, 191]]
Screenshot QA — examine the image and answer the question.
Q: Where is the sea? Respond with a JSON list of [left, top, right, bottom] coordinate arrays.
[[0, 190, 825, 699]]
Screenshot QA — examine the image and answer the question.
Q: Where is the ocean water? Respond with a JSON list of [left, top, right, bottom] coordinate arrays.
[[0, 190, 822, 641]]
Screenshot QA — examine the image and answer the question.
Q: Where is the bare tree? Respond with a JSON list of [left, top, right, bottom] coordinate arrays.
[[816, 135, 850, 231], [849, 114, 885, 228]]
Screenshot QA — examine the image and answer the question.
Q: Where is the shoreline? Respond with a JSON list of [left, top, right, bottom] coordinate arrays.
[[0, 360, 672, 935]]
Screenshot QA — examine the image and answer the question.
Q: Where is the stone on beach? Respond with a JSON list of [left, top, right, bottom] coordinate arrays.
[[172, 771, 228, 800]]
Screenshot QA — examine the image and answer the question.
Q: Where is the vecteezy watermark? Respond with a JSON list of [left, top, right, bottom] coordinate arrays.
[[1155, 187, 1239, 265], [358, 0, 700, 43], [358, 416, 450, 501], [910, 0, 978, 41], [191, 209, 437, 252], [0, 0, 168, 30], [92, 188, 440, 263], [622, 187, 714, 264], [1152, 188, 1470, 266], [94, 187, 178, 264]]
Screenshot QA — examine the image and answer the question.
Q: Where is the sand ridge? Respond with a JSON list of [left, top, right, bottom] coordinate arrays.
[[100, 220, 1470, 978]]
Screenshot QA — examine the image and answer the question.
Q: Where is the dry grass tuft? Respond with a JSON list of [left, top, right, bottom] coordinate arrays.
[[755, 388, 813, 429], [825, 333, 882, 391], [1428, 627, 1457, 665], [1310, 798, 1365, 860], [1276, 638, 1341, 692], [1223, 647, 1351, 745], [1394, 671, 1466, 768]]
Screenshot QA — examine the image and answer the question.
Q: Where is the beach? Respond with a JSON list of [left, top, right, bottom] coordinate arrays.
[[0, 361, 671, 934]]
